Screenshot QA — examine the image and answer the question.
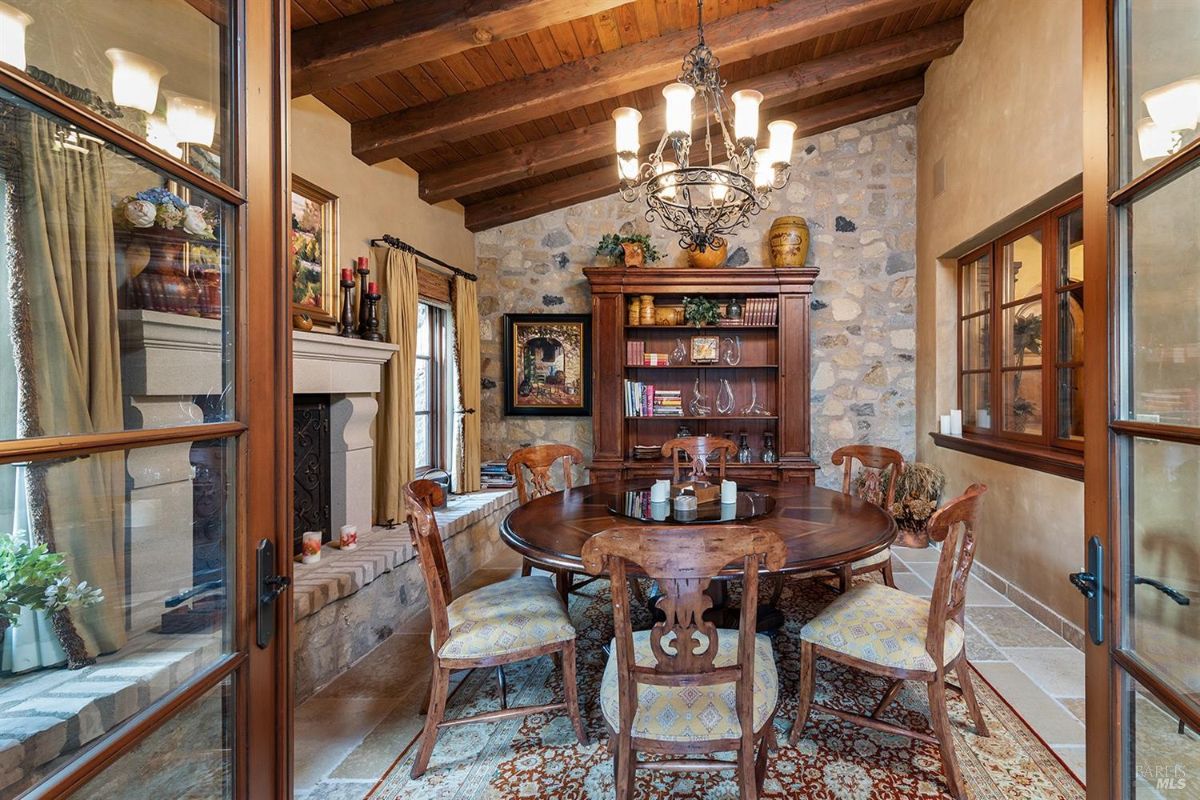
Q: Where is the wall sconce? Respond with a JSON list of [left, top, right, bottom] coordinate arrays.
[[0, 2, 32, 71], [166, 93, 216, 147], [146, 115, 183, 158], [1137, 117, 1176, 161], [105, 48, 166, 113], [1138, 75, 1200, 161]]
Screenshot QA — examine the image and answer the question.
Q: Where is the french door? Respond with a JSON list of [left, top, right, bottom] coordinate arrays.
[[1082, 0, 1200, 797], [0, 1, 290, 798]]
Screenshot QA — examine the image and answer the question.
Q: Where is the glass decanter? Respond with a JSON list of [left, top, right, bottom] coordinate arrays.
[[737, 431, 753, 464], [721, 335, 742, 366], [761, 431, 778, 463], [716, 378, 735, 415], [741, 377, 768, 415], [669, 338, 688, 365], [688, 378, 711, 416]]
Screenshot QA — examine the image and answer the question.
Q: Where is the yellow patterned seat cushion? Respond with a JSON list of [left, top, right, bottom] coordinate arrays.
[[437, 576, 575, 660], [801, 582, 964, 672], [851, 546, 892, 570], [599, 631, 779, 743]]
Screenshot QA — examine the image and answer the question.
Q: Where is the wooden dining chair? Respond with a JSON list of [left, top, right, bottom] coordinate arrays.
[[828, 445, 904, 591], [507, 443, 589, 596], [404, 479, 588, 779], [660, 435, 737, 482], [582, 524, 787, 800], [789, 484, 990, 800]]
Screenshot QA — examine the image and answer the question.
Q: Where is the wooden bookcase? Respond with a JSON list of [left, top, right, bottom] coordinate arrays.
[[585, 265, 819, 485]]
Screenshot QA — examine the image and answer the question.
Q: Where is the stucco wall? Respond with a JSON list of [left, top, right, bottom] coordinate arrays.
[[290, 96, 475, 276], [916, 0, 1084, 624], [476, 108, 920, 490]]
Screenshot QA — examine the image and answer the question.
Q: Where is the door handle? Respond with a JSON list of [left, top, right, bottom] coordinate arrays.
[[1133, 576, 1191, 606], [256, 539, 289, 648], [1069, 536, 1104, 645]]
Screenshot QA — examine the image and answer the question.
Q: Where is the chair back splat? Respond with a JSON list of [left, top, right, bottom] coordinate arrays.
[[925, 483, 987, 661], [403, 479, 453, 652], [660, 436, 737, 483], [507, 443, 585, 504], [831, 444, 904, 509], [583, 524, 785, 709]]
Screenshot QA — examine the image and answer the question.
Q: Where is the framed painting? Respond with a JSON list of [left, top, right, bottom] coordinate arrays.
[[290, 175, 339, 324], [503, 313, 592, 416]]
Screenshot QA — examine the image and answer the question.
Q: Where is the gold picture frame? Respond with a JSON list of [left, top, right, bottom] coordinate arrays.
[[690, 334, 720, 364], [290, 175, 339, 325]]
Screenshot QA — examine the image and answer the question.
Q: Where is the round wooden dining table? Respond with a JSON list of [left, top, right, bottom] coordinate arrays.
[[500, 479, 897, 628]]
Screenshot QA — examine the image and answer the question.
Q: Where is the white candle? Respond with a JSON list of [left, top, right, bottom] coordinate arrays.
[[650, 479, 671, 503], [650, 500, 670, 521], [300, 531, 322, 564], [950, 409, 963, 436], [721, 479, 737, 504], [940, 414, 952, 435], [977, 409, 991, 428], [338, 524, 358, 551]]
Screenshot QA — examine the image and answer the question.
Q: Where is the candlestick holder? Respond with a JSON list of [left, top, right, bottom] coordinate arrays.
[[338, 278, 357, 337], [361, 292, 383, 342], [356, 264, 371, 336]]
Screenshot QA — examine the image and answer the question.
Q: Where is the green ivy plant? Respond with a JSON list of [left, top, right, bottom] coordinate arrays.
[[595, 233, 664, 264], [682, 296, 720, 327], [0, 539, 103, 634]]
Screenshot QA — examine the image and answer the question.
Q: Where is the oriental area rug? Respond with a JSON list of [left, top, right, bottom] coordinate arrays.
[[370, 578, 1084, 800]]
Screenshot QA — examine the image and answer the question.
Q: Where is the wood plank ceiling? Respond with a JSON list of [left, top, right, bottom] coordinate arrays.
[[291, 0, 971, 231]]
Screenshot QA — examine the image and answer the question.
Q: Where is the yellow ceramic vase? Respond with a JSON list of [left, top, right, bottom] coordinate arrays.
[[768, 216, 810, 268], [687, 240, 728, 269]]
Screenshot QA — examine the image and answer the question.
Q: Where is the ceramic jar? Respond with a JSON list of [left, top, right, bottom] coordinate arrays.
[[768, 216, 810, 268], [639, 294, 656, 326], [628, 297, 641, 325], [621, 241, 646, 267], [687, 240, 727, 269]]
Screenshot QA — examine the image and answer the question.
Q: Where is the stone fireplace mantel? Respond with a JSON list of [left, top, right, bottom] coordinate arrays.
[[292, 331, 397, 538]]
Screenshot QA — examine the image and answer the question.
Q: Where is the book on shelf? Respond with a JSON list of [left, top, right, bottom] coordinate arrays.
[[624, 381, 684, 416]]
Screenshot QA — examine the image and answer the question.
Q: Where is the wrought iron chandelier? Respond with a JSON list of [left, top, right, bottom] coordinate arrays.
[[612, 0, 796, 253]]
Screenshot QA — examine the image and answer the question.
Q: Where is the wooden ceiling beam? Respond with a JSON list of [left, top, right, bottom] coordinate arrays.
[[463, 77, 927, 232], [292, 0, 627, 98], [420, 20, 960, 203], [351, 0, 938, 164]]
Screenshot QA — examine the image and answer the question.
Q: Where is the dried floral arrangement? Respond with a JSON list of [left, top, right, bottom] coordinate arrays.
[[854, 461, 947, 531], [114, 187, 217, 239]]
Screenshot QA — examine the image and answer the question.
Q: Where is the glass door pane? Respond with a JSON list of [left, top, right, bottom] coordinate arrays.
[[0, 88, 235, 444], [1122, 161, 1200, 428], [2, 0, 234, 182]]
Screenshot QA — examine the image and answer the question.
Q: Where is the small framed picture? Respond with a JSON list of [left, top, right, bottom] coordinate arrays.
[[690, 335, 720, 364]]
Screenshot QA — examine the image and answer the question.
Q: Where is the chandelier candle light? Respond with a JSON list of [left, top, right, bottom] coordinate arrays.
[[612, 0, 795, 252]]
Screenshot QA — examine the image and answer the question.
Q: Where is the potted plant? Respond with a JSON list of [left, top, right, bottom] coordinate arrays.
[[855, 462, 946, 548], [596, 233, 664, 268], [682, 296, 720, 327], [0, 539, 104, 651]]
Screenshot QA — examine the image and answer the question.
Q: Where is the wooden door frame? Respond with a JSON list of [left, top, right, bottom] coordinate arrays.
[[0, 1, 291, 797], [1081, 0, 1116, 795]]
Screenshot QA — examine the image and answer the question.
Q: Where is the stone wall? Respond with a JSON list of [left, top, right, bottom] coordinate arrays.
[[475, 108, 918, 487]]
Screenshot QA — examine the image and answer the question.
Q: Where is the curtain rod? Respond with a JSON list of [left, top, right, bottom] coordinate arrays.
[[370, 234, 478, 282]]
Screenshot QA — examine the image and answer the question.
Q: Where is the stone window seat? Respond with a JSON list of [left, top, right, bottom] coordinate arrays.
[[292, 489, 518, 701], [292, 489, 516, 622]]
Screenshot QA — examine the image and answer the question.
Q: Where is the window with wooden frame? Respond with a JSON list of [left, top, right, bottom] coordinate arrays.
[[415, 300, 448, 474], [945, 197, 1084, 479]]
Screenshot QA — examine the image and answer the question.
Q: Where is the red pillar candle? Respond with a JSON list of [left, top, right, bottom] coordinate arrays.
[[357, 256, 369, 272], [340, 267, 352, 282], [367, 281, 378, 294]]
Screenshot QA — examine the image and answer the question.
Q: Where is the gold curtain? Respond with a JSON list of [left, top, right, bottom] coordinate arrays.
[[374, 246, 418, 523], [453, 275, 482, 493], [9, 113, 126, 664]]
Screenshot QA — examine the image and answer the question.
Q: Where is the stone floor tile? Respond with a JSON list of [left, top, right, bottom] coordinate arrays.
[[974, 662, 1086, 746], [300, 779, 375, 800], [968, 606, 1069, 648], [963, 620, 1008, 662], [315, 634, 433, 700], [294, 697, 400, 793], [891, 572, 931, 598], [483, 547, 525, 570], [1054, 744, 1086, 782], [1004, 647, 1086, 699], [1060, 696, 1086, 724], [893, 544, 940, 563]]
